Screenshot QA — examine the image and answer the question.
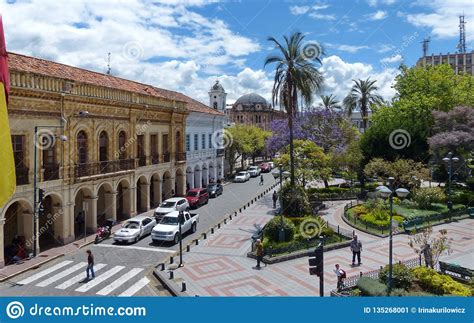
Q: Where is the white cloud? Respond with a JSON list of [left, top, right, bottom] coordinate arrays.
[[367, 10, 388, 20], [377, 44, 395, 53], [321, 55, 398, 101], [326, 43, 370, 53], [367, 0, 396, 7], [380, 54, 402, 63], [289, 5, 310, 15], [406, 0, 474, 42], [309, 12, 336, 20]]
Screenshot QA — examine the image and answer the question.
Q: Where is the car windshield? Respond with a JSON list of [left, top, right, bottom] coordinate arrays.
[[160, 216, 178, 225], [123, 221, 140, 229], [249, 166, 257, 170], [208, 184, 216, 189], [160, 201, 176, 208], [187, 191, 198, 197], [237, 172, 246, 176]]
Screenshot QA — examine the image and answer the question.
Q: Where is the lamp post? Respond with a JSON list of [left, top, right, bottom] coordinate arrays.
[[442, 152, 459, 212], [271, 165, 290, 242], [376, 177, 410, 294], [178, 210, 184, 267]]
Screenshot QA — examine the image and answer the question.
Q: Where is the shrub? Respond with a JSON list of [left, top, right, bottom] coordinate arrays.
[[379, 264, 413, 290], [280, 183, 311, 216], [357, 276, 387, 296], [451, 191, 474, 205], [263, 216, 295, 243], [361, 209, 390, 227], [352, 205, 368, 217], [411, 187, 446, 209], [466, 177, 474, 190], [411, 267, 471, 296], [364, 198, 388, 212]]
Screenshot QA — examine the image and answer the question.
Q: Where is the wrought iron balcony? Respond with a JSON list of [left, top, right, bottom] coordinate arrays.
[[175, 152, 186, 162], [75, 159, 135, 178], [151, 154, 160, 165], [43, 163, 60, 181], [163, 152, 170, 163], [216, 148, 225, 157], [138, 155, 147, 167], [15, 166, 29, 185]]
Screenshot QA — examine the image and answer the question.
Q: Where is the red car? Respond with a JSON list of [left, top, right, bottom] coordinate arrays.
[[186, 188, 209, 208], [260, 162, 271, 173]]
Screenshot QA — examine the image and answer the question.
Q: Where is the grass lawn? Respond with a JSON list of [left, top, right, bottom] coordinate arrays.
[[394, 203, 465, 219]]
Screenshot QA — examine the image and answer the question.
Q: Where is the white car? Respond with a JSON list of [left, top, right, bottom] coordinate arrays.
[[155, 197, 189, 220], [234, 171, 250, 182], [247, 166, 261, 177], [151, 211, 199, 244], [268, 162, 275, 169], [113, 216, 156, 243]]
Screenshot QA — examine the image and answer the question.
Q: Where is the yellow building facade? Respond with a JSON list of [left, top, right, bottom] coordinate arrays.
[[1, 53, 189, 267]]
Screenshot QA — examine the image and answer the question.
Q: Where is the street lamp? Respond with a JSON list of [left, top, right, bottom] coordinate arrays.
[[271, 165, 290, 242], [178, 210, 184, 267], [442, 152, 460, 212], [376, 177, 410, 294]]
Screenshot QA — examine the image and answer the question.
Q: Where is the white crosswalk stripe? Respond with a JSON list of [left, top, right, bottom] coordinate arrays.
[[36, 262, 87, 287], [17, 260, 74, 285], [96, 268, 144, 296], [75, 265, 125, 293], [55, 263, 107, 290], [119, 277, 150, 297]]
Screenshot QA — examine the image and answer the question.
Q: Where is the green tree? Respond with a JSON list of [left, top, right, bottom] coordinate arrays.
[[364, 158, 429, 189], [265, 32, 324, 187], [274, 139, 330, 187], [343, 78, 383, 131]]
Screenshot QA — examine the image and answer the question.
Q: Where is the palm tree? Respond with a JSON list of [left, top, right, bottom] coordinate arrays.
[[265, 32, 324, 187], [320, 94, 340, 110], [343, 78, 383, 132]]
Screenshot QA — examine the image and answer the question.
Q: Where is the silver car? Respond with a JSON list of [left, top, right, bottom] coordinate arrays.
[[113, 216, 156, 243]]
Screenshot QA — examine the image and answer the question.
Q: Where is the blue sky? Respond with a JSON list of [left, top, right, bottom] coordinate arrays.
[[1, 0, 472, 105]]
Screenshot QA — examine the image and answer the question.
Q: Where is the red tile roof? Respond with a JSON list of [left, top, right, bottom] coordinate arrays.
[[7, 52, 223, 115]]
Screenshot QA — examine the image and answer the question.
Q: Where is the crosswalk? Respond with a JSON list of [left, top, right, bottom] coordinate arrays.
[[16, 260, 151, 296]]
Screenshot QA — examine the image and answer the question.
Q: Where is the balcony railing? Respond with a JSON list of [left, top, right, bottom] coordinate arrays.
[[43, 163, 60, 181], [75, 159, 135, 178], [163, 152, 170, 163], [138, 155, 147, 167], [175, 152, 186, 162], [15, 166, 29, 185], [216, 148, 225, 157]]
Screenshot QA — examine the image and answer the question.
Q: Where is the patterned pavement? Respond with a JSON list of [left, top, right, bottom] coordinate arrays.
[[164, 194, 474, 296]]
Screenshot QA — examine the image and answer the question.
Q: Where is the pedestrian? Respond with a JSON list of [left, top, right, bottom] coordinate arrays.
[[350, 235, 362, 266], [272, 191, 278, 208], [86, 250, 95, 279], [334, 264, 346, 291], [255, 239, 265, 269], [260, 174, 264, 186]]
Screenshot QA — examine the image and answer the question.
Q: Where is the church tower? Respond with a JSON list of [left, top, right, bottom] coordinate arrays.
[[208, 80, 226, 112]]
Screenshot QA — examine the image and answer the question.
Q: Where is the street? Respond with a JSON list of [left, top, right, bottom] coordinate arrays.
[[0, 172, 276, 296]]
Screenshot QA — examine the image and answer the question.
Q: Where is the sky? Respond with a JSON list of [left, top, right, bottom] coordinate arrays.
[[1, 0, 473, 106]]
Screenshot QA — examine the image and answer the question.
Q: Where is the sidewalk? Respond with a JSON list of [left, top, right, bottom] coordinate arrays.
[[0, 222, 123, 282], [159, 192, 474, 296]]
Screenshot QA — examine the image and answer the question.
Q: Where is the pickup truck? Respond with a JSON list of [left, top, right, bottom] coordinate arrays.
[[151, 211, 199, 245]]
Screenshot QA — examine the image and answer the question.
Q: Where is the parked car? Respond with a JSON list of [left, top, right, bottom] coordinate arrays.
[[155, 197, 189, 220], [113, 216, 156, 243], [234, 171, 250, 182], [151, 211, 199, 244], [186, 188, 209, 208], [268, 161, 275, 169], [247, 165, 261, 177], [260, 162, 271, 173], [207, 183, 223, 197]]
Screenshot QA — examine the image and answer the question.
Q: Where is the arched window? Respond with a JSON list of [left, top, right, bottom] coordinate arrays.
[[77, 131, 87, 164], [99, 131, 108, 162], [118, 131, 126, 159]]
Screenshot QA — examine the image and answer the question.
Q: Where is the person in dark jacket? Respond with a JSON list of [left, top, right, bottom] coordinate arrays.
[[86, 250, 95, 279], [350, 235, 362, 266]]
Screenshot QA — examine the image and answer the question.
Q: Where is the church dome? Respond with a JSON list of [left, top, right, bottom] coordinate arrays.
[[235, 93, 267, 105], [210, 80, 225, 92]]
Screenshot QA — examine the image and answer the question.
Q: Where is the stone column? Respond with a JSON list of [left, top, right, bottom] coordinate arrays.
[[66, 201, 75, 243], [105, 191, 117, 220], [140, 182, 150, 212], [128, 185, 137, 217], [84, 196, 98, 233], [0, 218, 5, 268]]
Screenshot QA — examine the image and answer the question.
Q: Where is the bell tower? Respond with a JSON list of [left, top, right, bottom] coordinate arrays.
[[208, 80, 226, 112]]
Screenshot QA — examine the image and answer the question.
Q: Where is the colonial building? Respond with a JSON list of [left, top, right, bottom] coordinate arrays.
[[0, 52, 211, 267], [183, 84, 225, 189], [350, 110, 373, 133], [229, 93, 285, 131]]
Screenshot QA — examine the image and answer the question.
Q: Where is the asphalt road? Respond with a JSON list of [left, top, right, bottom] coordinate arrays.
[[0, 172, 276, 296]]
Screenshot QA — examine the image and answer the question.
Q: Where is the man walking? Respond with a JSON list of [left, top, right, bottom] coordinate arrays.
[[350, 235, 362, 266], [255, 239, 265, 269], [259, 174, 264, 186], [86, 250, 95, 280], [334, 264, 346, 291], [272, 191, 278, 208]]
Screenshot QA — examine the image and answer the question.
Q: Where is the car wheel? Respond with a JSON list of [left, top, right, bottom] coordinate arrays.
[[134, 236, 139, 243], [192, 223, 197, 233], [174, 233, 180, 245], [186, 206, 190, 211]]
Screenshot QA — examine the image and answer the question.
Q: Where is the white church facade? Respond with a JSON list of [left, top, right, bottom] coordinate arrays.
[[184, 81, 226, 190]]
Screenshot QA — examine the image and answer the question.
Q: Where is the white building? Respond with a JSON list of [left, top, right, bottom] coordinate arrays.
[[184, 81, 226, 190], [350, 110, 373, 133]]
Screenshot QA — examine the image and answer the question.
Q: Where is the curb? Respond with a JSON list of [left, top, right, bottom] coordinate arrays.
[[0, 253, 65, 283]]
